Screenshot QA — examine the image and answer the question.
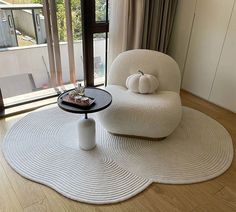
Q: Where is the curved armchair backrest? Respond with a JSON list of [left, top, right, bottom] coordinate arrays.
[[108, 49, 181, 93]]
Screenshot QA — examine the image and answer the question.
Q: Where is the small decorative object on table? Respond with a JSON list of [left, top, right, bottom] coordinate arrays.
[[76, 83, 85, 96], [64, 83, 95, 108], [68, 83, 85, 99]]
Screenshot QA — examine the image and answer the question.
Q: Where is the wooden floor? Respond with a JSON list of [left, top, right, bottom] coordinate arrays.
[[0, 90, 235, 212]]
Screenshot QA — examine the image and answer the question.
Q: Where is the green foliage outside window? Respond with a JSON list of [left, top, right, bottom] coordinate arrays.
[[33, 0, 106, 41]]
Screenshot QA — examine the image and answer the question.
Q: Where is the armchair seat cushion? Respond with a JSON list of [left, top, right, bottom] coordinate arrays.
[[98, 85, 182, 138], [98, 49, 182, 138]]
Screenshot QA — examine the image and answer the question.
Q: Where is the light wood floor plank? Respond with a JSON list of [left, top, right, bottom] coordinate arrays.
[[23, 200, 48, 212], [0, 162, 23, 212], [41, 186, 97, 212], [215, 186, 236, 209]]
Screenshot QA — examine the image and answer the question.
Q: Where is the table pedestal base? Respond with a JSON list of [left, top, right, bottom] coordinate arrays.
[[78, 117, 96, 150]]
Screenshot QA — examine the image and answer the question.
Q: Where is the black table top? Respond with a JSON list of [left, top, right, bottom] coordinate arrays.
[[57, 87, 112, 114]]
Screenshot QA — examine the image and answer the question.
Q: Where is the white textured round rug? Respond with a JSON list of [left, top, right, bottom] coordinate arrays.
[[3, 105, 234, 204]]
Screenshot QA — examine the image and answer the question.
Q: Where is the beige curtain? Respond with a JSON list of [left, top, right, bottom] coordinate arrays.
[[109, 0, 178, 65]]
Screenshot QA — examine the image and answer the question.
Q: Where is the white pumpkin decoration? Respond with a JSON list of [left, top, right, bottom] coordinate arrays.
[[126, 70, 159, 94]]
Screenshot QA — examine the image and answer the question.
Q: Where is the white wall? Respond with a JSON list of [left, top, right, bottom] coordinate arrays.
[[168, 0, 236, 112]]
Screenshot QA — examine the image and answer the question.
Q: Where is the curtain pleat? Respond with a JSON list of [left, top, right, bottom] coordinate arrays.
[[109, 0, 178, 65]]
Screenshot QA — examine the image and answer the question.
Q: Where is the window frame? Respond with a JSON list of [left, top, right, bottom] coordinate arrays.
[[81, 0, 109, 87]]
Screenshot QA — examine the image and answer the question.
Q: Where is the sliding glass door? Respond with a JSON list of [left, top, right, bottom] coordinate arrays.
[[0, 0, 109, 112], [81, 0, 109, 86]]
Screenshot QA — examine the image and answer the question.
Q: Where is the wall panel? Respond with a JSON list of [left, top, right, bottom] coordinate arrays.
[[182, 0, 234, 99], [210, 2, 236, 112]]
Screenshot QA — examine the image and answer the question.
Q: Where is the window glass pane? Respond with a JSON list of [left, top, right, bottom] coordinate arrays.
[[0, 0, 52, 106], [0, 0, 109, 108], [93, 33, 106, 85], [95, 0, 106, 22], [0, 0, 84, 107], [71, 0, 82, 41], [0, 1, 46, 48], [57, 0, 83, 86]]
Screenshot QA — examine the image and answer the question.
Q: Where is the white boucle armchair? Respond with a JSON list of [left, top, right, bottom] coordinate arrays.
[[98, 49, 182, 138]]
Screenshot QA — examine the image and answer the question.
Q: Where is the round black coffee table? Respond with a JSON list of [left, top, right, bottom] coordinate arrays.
[[57, 87, 112, 150]]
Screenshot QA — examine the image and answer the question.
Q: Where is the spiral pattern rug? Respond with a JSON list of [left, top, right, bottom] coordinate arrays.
[[2, 105, 233, 204]]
